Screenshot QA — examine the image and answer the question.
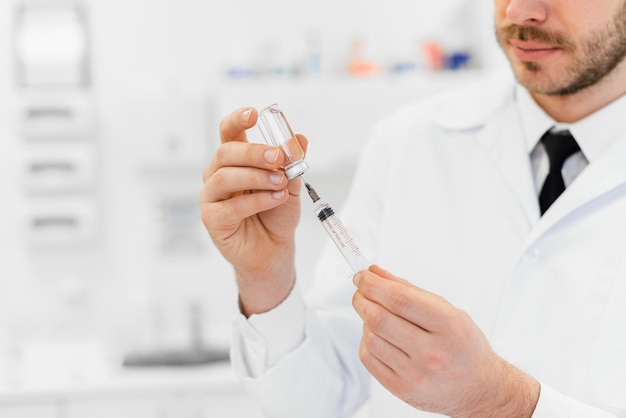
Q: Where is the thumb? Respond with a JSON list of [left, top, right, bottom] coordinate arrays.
[[220, 107, 259, 144]]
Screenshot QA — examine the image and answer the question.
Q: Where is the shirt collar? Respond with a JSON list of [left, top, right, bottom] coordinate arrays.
[[516, 85, 554, 153], [516, 84, 626, 161]]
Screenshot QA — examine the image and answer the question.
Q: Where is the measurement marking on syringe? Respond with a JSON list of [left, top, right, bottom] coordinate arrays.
[[329, 215, 363, 256], [305, 181, 369, 274], [326, 217, 347, 249]]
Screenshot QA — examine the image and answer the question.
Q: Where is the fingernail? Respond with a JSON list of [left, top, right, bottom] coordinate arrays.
[[353, 272, 361, 287], [241, 108, 252, 123], [269, 172, 284, 185], [272, 190, 285, 200], [264, 148, 280, 163]]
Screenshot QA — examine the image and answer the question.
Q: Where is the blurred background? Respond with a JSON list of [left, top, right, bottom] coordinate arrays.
[[0, 0, 506, 416]]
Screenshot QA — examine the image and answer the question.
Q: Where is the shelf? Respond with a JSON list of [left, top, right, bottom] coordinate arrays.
[[215, 70, 486, 170]]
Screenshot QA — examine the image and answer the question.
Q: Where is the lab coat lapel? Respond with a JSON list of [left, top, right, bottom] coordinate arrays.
[[474, 103, 540, 227], [521, 131, 626, 250], [432, 73, 539, 229]]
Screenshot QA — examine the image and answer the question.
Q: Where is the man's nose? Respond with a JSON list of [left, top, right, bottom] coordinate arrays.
[[505, 0, 548, 26]]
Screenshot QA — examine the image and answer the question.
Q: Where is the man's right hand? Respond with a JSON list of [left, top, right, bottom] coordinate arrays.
[[200, 107, 308, 316]]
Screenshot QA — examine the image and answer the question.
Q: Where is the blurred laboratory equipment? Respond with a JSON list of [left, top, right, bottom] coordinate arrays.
[[14, 1, 90, 87], [14, 1, 98, 250]]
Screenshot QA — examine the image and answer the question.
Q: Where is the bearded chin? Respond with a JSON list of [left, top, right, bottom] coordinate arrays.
[[522, 61, 539, 73], [521, 43, 626, 97], [498, 2, 626, 97]]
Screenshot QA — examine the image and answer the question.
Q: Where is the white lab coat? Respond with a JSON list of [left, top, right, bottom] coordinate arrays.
[[231, 72, 626, 417]]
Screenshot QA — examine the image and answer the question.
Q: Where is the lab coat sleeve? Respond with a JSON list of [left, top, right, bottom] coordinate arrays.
[[533, 383, 617, 418], [230, 281, 307, 379], [230, 293, 368, 418]]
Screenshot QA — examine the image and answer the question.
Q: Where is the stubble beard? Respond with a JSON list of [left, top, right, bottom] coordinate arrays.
[[495, 4, 626, 97]]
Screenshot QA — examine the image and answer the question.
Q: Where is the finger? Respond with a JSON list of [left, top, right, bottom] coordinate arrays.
[[295, 134, 309, 155], [219, 107, 258, 144], [202, 166, 288, 203], [355, 267, 453, 332], [353, 290, 426, 356], [360, 323, 407, 370], [358, 328, 401, 394], [201, 188, 289, 233], [202, 141, 285, 184], [369, 264, 407, 283]]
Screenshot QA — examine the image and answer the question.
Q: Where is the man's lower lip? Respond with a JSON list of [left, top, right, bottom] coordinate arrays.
[[510, 44, 560, 62]]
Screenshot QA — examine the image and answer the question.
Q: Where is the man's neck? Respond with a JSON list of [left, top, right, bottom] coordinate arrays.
[[531, 61, 626, 123]]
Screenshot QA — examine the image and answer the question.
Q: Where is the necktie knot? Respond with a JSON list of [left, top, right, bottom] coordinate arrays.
[[541, 130, 580, 174], [538, 130, 580, 214]]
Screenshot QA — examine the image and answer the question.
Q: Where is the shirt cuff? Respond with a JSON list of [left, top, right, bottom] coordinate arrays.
[[533, 382, 616, 418], [231, 282, 307, 378]]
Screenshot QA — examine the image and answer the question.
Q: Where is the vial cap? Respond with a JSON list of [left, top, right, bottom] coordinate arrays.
[[285, 160, 309, 179]]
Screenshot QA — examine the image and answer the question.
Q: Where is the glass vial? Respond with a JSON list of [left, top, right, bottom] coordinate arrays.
[[257, 103, 309, 179]]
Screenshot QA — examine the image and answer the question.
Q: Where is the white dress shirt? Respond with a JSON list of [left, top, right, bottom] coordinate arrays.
[[230, 73, 626, 417], [515, 85, 620, 193]]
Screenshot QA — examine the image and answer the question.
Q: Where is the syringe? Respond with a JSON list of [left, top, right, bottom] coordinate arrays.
[[255, 103, 368, 273], [303, 181, 369, 274]]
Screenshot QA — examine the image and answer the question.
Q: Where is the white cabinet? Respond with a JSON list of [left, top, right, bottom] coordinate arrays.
[[203, 394, 265, 418], [65, 399, 162, 418], [0, 365, 266, 418], [0, 404, 57, 418], [64, 394, 265, 418]]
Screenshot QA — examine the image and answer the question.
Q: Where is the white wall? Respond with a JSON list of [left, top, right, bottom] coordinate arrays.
[[0, 0, 506, 386]]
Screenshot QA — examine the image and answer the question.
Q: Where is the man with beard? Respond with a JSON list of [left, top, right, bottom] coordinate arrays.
[[201, 0, 626, 416]]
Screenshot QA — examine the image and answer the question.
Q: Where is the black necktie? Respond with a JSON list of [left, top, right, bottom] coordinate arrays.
[[538, 130, 580, 215]]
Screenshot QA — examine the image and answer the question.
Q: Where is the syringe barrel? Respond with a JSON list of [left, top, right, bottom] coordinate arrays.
[[314, 203, 369, 274]]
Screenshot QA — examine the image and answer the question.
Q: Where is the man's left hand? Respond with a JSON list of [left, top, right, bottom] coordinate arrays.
[[352, 265, 540, 417]]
